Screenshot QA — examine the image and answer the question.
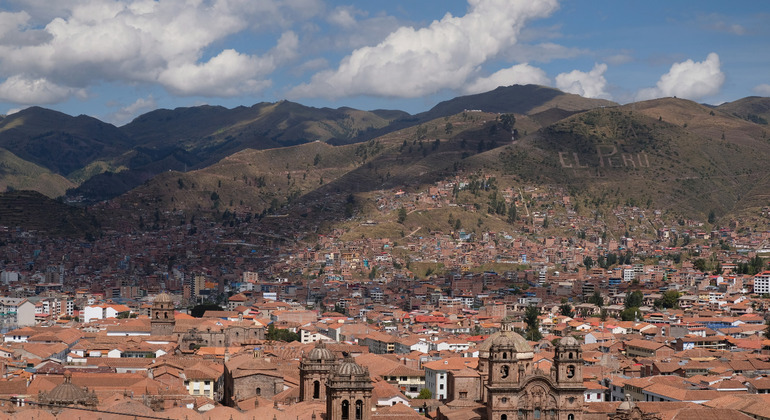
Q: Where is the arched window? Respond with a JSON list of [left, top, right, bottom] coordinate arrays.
[[355, 400, 363, 420], [341, 400, 350, 420], [568, 414, 574, 420], [164, 312, 168, 319], [534, 408, 541, 419], [503, 352, 508, 359], [313, 380, 320, 399], [569, 352, 573, 359], [502, 415, 508, 420], [256, 387, 261, 396]]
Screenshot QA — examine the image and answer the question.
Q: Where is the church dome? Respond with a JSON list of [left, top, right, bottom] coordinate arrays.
[[489, 330, 533, 352], [307, 341, 336, 362], [335, 355, 367, 376], [558, 336, 580, 347], [46, 372, 90, 405]]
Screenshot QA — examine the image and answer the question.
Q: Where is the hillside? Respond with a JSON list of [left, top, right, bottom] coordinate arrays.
[[109, 111, 512, 228], [417, 84, 617, 121], [0, 148, 76, 197], [717, 96, 770, 126], [485, 98, 770, 219], [0, 190, 100, 238], [0, 107, 132, 176]]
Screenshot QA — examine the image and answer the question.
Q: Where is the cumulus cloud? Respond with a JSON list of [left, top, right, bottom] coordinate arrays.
[[636, 52, 724, 101], [289, 0, 559, 99], [555, 63, 610, 99], [464, 63, 550, 94], [0, 0, 317, 105], [0, 75, 85, 104], [753, 84, 770, 96], [107, 95, 157, 125]]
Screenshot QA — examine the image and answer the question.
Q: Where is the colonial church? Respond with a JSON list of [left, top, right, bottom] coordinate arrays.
[[296, 322, 586, 420]]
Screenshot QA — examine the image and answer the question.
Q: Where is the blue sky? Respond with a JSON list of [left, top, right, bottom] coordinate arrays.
[[0, 0, 768, 125]]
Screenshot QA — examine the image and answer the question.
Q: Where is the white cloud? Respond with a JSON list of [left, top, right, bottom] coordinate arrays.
[[289, 0, 559, 99], [0, 75, 84, 104], [107, 95, 157, 125], [636, 52, 724, 101], [555, 63, 610, 99], [464, 63, 549, 94], [753, 84, 770, 96], [0, 0, 319, 105], [327, 6, 362, 29], [158, 49, 274, 97]]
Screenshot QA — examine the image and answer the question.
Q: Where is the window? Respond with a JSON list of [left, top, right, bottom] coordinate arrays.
[[568, 415, 574, 420], [256, 387, 261, 396], [355, 400, 363, 420], [341, 400, 350, 420], [313, 381, 320, 399], [439, 384, 444, 390], [501, 415, 508, 420], [534, 409, 541, 419], [459, 391, 468, 399]]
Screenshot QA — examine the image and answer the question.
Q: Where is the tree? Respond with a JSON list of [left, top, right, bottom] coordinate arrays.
[[708, 209, 716, 224], [190, 303, 224, 318], [559, 303, 574, 318], [655, 290, 681, 309], [620, 307, 642, 322], [397, 207, 407, 224], [583, 256, 594, 269], [500, 113, 516, 132], [313, 153, 321, 166], [417, 388, 432, 399], [588, 290, 604, 307], [524, 305, 542, 341], [507, 205, 517, 223], [600, 308, 608, 321], [445, 122, 453, 135], [624, 290, 644, 309], [266, 324, 300, 342]]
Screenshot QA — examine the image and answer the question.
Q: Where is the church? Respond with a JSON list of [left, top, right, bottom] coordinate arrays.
[[434, 320, 586, 420], [296, 320, 586, 420]]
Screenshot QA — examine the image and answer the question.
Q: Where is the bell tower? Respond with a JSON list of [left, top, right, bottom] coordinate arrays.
[[554, 336, 583, 386], [326, 355, 373, 420], [300, 341, 336, 402], [150, 292, 175, 336]]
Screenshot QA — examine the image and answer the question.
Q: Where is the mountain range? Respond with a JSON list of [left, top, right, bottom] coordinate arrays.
[[0, 85, 769, 236]]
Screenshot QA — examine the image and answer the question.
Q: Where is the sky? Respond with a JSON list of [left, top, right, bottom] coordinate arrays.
[[0, 0, 768, 125]]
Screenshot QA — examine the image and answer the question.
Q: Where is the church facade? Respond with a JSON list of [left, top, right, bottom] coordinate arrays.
[[440, 321, 586, 420]]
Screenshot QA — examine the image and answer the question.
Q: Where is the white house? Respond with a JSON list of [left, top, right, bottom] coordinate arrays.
[[82, 304, 131, 323]]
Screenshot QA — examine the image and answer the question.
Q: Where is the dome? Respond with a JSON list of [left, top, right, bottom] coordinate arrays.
[[307, 341, 336, 362], [154, 292, 173, 304], [45, 372, 90, 405], [558, 336, 580, 347], [334, 355, 367, 376], [479, 330, 533, 355]]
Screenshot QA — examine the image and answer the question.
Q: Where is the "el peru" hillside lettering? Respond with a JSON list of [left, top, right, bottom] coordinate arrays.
[[558, 146, 650, 169]]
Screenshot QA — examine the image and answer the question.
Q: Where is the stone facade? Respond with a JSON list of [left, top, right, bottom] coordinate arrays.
[[482, 323, 586, 420], [150, 293, 175, 336], [300, 341, 336, 402], [223, 353, 285, 405], [326, 355, 374, 420]]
